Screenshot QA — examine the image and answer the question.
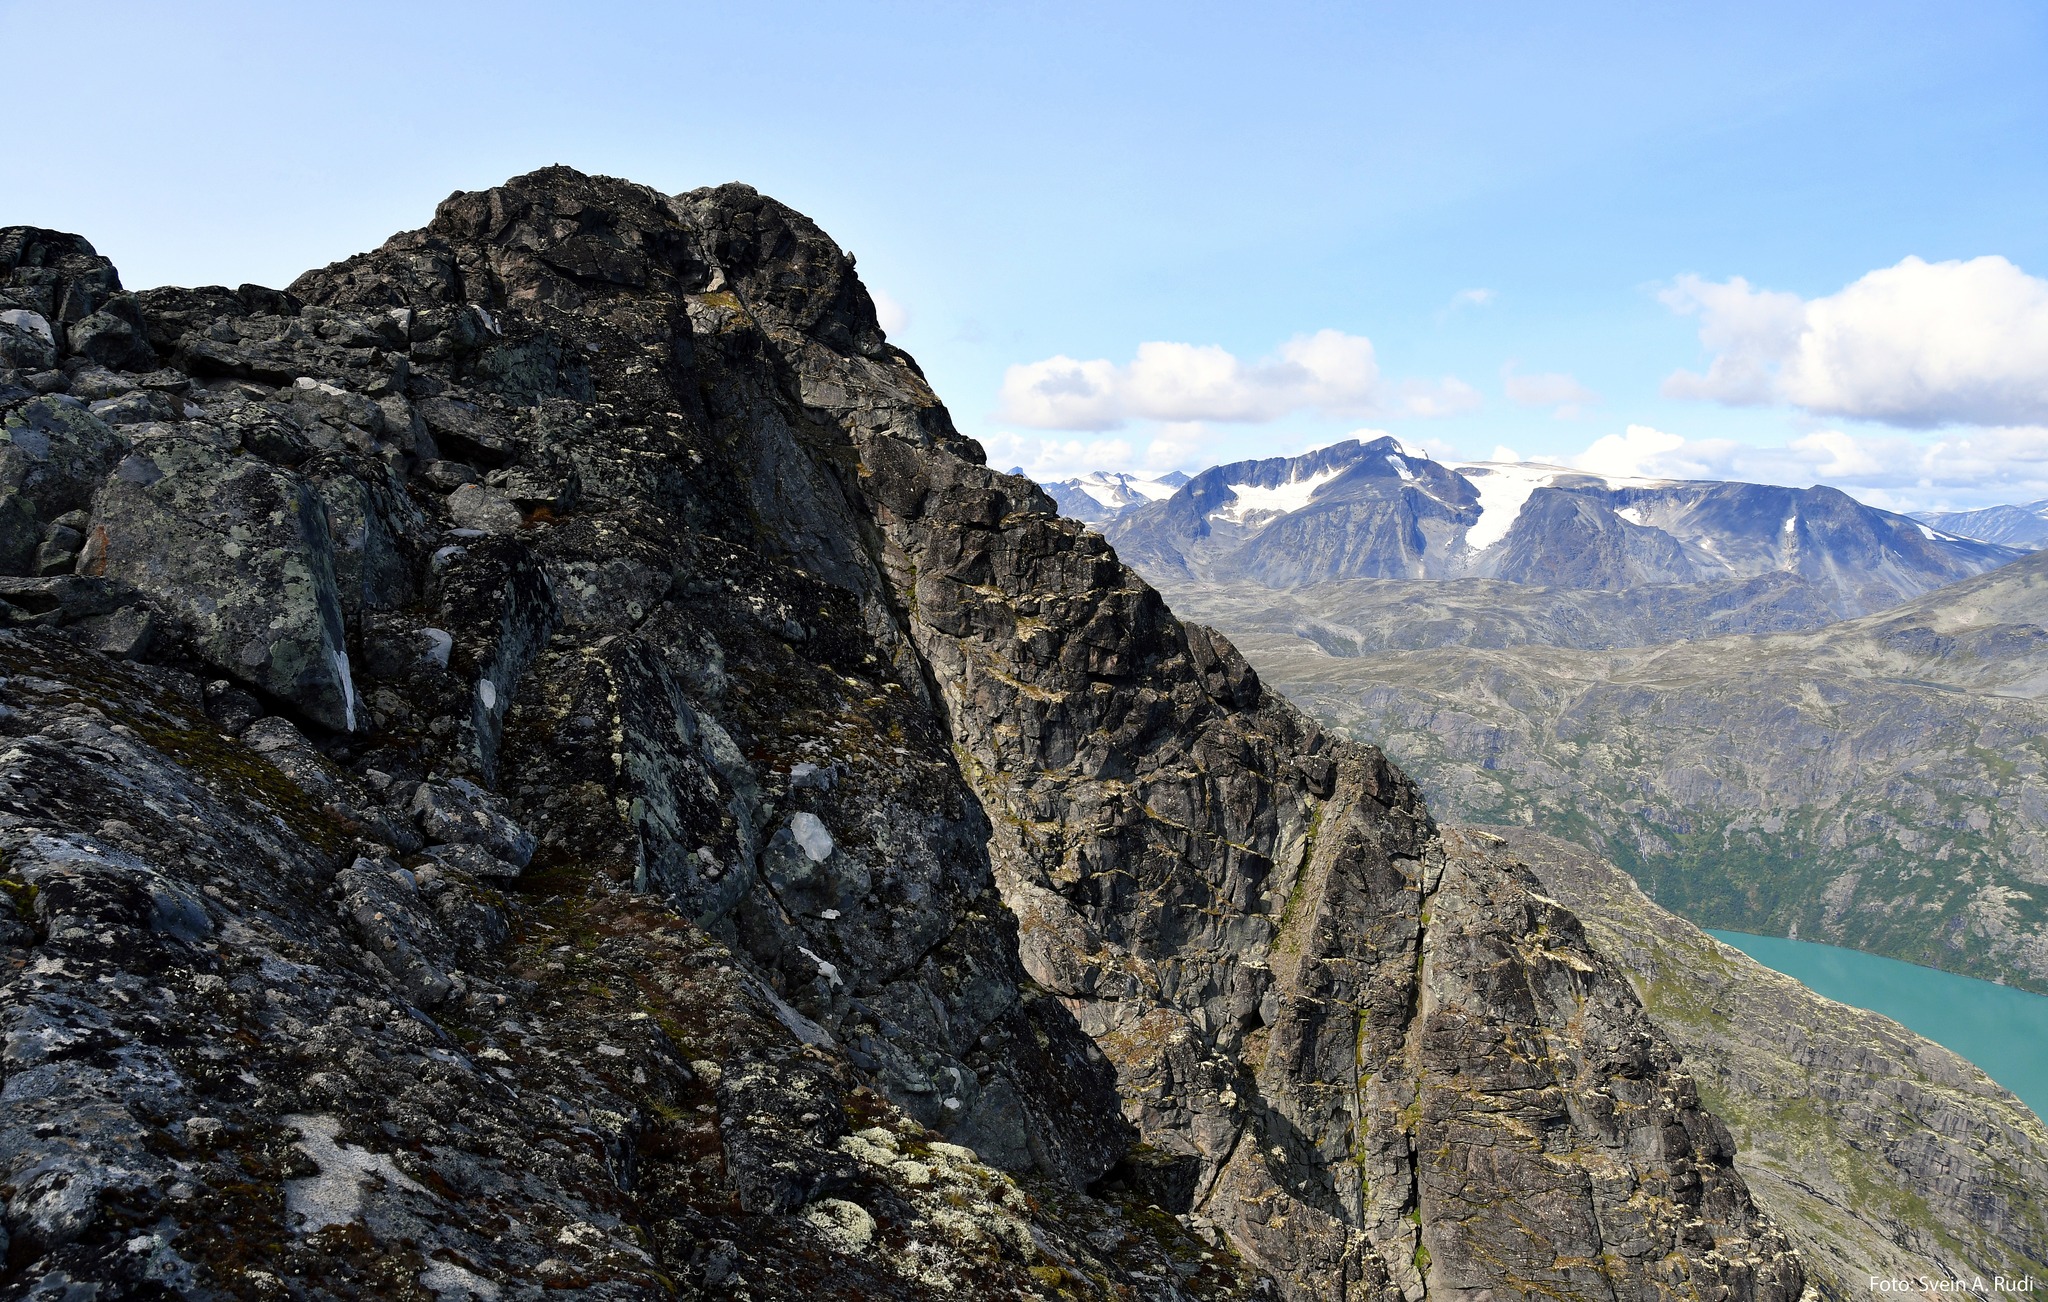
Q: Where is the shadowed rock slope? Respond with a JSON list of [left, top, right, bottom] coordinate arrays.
[[1462, 827, 2048, 1302], [0, 171, 1797, 1300]]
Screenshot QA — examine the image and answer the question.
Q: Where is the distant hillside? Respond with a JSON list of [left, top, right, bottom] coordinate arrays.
[[1914, 500, 2048, 549], [1191, 548, 2048, 992], [1098, 437, 2020, 627]]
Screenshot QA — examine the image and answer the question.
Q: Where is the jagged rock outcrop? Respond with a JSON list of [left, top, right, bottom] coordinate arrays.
[[0, 169, 1800, 1300]]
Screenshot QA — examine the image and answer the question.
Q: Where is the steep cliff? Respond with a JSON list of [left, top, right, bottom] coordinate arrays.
[[0, 169, 1799, 1300], [1463, 827, 2048, 1301]]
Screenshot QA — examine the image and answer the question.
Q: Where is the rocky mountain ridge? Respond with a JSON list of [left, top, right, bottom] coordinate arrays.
[[1914, 500, 2048, 550], [0, 171, 1806, 1299], [1466, 827, 2048, 1302]]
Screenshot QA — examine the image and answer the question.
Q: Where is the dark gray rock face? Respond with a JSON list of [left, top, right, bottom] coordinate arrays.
[[0, 175, 1798, 1300], [90, 425, 361, 732], [827, 361, 1800, 1292], [1103, 439, 2021, 629]]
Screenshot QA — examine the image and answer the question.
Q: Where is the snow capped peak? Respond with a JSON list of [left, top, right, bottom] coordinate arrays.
[[1060, 469, 1185, 509], [1037, 467, 1195, 523]]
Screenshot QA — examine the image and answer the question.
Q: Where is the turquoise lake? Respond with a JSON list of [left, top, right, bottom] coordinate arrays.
[[1709, 931, 2048, 1122]]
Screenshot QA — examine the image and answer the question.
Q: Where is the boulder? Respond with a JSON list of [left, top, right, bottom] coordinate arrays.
[[410, 777, 536, 868], [0, 309, 57, 371], [0, 397, 128, 572], [87, 428, 359, 731], [66, 300, 156, 372]]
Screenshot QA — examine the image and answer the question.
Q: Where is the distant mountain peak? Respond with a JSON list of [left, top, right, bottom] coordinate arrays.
[[1911, 500, 2048, 550], [1036, 467, 1190, 524]]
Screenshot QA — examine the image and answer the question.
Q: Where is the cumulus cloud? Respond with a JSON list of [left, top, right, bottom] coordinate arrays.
[[1662, 256, 2048, 427], [1502, 365, 1598, 418], [1560, 422, 2048, 509], [1012, 324, 1496, 432], [998, 330, 1384, 430], [1572, 425, 1692, 479], [978, 426, 1230, 481], [978, 431, 1133, 480], [1396, 377, 1485, 418]]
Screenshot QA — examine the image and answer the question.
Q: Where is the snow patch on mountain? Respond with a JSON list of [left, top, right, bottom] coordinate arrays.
[[1038, 469, 1192, 523], [1211, 467, 1345, 524], [1457, 463, 1559, 550]]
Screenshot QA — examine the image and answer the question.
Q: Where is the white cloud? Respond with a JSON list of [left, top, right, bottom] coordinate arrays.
[[1502, 365, 1598, 418], [1662, 256, 2048, 427], [997, 330, 1394, 430], [1138, 421, 1222, 474], [1447, 288, 1496, 311], [1572, 425, 1694, 480], [869, 287, 910, 336], [978, 428, 1234, 481], [979, 431, 1135, 480], [1396, 376, 1484, 418], [1554, 422, 2048, 510]]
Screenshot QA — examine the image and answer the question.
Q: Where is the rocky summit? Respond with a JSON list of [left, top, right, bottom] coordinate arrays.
[[0, 171, 1807, 1300]]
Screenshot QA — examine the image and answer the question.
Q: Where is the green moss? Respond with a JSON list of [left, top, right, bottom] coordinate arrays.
[[135, 721, 357, 857], [0, 876, 36, 915]]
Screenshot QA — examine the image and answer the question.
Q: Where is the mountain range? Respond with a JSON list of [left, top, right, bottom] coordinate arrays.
[[1914, 499, 2048, 549], [1033, 441, 2048, 993], [1158, 522, 2048, 994], [1093, 437, 2021, 630]]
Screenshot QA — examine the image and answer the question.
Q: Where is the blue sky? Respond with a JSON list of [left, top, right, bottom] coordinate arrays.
[[11, 1, 2048, 508]]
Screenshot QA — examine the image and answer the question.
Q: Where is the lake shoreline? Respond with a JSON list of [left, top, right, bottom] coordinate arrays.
[[1709, 929, 2048, 1122]]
